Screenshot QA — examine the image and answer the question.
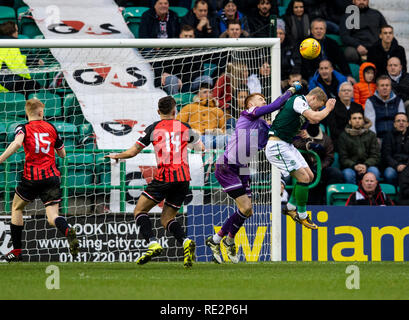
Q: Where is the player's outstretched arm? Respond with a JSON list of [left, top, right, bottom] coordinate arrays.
[[56, 147, 66, 158], [253, 81, 303, 118], [303, 98, 336, 123], [105, 143, 144, 162], [0, 134, 24, 164]]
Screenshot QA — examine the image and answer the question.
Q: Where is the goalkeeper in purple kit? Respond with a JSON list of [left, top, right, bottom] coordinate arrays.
[[205, 82, 302, 263]]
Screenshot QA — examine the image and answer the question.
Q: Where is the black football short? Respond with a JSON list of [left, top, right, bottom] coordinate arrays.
[[15, 176, 62, 207], [142, 179, 190, 209]]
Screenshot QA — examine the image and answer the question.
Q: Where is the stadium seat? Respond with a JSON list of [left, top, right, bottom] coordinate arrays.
[[349, 63, 360, 83], [17, 6, 42, 38], [0, 92, 26, 119], [50, 121, 77, 150], [5, 121, 23, 143], [77, 123, 95, 149], [331, 152, 340, 169], [173, 92, 194, 111], [0, 120, 9, 149], [170, 6, 188, 20], [122, 7, 149, 38], [64, 152, 95, 191], [0, 6, 16, 24], [380, 183, 397, 201], [0, 151, 24, 188], [326, 183, 357, 205], [63, 93, 86, 125], [326, 34, 343, 47], [203, 63, 217, 78], [28, 91, 62, 119], [95, 152, 111, 186]]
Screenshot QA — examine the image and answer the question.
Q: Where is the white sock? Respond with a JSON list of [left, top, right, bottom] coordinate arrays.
[[298, 211, 308, 220], [287, 202, 296, 211], [213, 234, 222, 244], [182, 238, 190, 246]]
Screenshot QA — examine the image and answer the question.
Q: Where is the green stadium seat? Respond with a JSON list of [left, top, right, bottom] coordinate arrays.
[[122, 7, 149, 38], [0, 120, 9, 149], [170, 6, 188, 20], [380, 183, 397, 201], [326, 34, 343, 47], [0, 6, 16, 24], [63, 93, 86, 125], [17, 6, 42, 38], [349, 63, 360, 83], [173, 92, 194, 111], [95, 152, 111, 186], [0, 151, 24, 188], [64, 153, 95, 192], [326, 183, 357, 205], [28, 91, 62, 119], [6, 121, 24, 143], [331, 152, 340, 169], [0, 92, 26, 119], [50, 121, 77, 150], [77, 123, 95, 149]]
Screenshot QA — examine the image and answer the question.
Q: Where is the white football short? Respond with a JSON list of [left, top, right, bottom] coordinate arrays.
[[265, 139, 308, 177]]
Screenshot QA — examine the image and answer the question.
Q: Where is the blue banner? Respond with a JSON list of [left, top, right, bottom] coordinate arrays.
[[187, 205, 409, 262]]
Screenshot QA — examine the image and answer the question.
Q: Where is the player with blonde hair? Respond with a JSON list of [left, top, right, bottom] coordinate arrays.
[[0, 98, 79, 262]]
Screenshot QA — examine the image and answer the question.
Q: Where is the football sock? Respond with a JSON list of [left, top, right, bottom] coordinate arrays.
[[10, 223, 23, 250], [135, 213, 156, 243], [221, 209, 247, 238], [295, 182, 309, 214], [166, 219, 185, 246], [54, 216, 70, 236]]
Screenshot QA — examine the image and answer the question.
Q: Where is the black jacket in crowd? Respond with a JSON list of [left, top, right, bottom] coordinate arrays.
[[138, 8, 180, 39], [367, 38, 407, 76]]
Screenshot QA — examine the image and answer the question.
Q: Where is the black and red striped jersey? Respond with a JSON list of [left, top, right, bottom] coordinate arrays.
[[136, 119, 200, 183], [15, 120, 64, 181]]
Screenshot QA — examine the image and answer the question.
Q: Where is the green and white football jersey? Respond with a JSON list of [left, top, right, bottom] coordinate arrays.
[[269, 95, 311, 143]]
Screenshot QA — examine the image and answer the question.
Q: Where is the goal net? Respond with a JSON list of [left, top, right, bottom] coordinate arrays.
[[0, 38, 282, 263]]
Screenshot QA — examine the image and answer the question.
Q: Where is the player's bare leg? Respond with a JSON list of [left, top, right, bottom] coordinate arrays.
[[3, 194, 28, 262], [46, 203, 79, 258], [134, 195, 163, 265], [283, 167, 317, 229], [161, 204, 195, 268]]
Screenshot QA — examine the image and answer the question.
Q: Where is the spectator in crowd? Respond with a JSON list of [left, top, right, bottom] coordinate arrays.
[[308, 59, 348, 99], [0, 21, 43, 96], [151, 25, 213, 95], [281, 72, 309, 96], [337, 110, 381, 184], [339, 0, 387, 64], [217, 0, 250, 35], [219, 18, 249, 38], [277, 19, 302, 83], [353, 62, 376, 107], [248, 0, 277, 37], [251, 60, 272, 102], [181, 0, 220, 38], [367, 24, 407, 77], [213, 62, 256, 110], [225, 89, 249, 132], [300, 18, 354, 83], [387, 57, 409, 109], [326, 81, 363, 150], [365, 75, 405, 140], [345, 172, 394, 206], [177, 83, 226, 149], [139, 0, 180, 39], [230, 0, 278, 14], [282, 0, 310, 45], [293, 123, 344, 204], [305, 0, 349, 34], [381, 112, 409, 186]]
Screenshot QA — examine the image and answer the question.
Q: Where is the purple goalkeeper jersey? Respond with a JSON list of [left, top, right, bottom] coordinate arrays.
[[220, 90, 292, 167]]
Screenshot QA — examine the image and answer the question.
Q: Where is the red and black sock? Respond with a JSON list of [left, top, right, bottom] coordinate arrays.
[[54, 216, 69, 237]]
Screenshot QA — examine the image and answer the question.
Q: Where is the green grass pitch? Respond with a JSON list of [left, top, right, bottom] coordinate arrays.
[[1, 261, 409, 300]]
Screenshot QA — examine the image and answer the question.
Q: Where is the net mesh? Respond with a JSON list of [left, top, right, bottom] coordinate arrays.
[[0, 44, 276, 262]]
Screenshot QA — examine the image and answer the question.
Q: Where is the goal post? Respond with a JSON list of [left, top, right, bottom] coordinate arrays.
[[0, 38, 282, 262]]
